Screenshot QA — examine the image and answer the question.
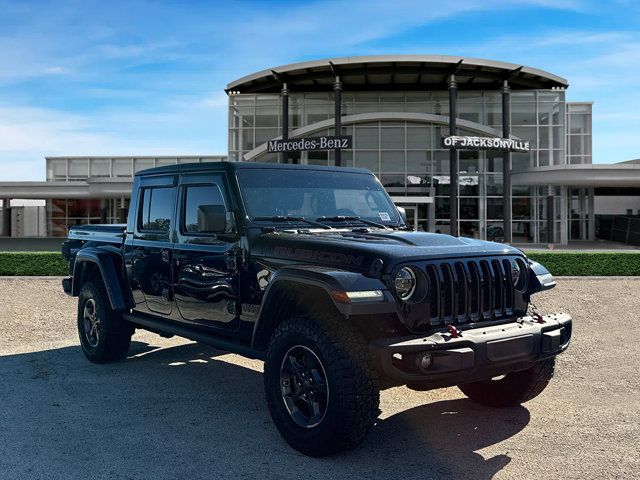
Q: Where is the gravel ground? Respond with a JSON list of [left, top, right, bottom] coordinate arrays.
[[0, 277, 638, 480]]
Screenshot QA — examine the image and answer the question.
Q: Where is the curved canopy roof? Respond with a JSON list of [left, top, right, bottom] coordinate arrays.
[[226, 55, 568, 93]]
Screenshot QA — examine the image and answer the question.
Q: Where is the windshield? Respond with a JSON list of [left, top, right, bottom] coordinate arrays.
[[237, 168, 402, 226]]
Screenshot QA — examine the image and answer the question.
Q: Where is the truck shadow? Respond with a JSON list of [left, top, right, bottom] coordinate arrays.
[[0, 340, 529, 480]]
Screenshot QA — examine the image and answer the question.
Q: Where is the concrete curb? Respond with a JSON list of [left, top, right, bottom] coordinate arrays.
[[0, 276, 66, 280], [556, 276, 640, 280]]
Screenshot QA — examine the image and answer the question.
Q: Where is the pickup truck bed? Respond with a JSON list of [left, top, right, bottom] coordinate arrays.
[[68, 224, 126, 243]]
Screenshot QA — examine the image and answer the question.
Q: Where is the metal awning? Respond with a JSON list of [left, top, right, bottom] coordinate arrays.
[[227, 55, 568, 93], [0, 178, 133, 199], [511, 165, 640, 188]]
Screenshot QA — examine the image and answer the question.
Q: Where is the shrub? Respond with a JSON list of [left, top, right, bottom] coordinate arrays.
[[0, 251, 638, 277], [527, 252, 640, 276], [0, 252, 68, 276]]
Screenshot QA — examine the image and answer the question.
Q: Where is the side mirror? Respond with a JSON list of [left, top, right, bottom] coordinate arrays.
[[396, 206, 407, 224], [197, 205, 227, 233]]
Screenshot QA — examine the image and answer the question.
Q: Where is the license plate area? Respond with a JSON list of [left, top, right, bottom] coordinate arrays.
[[485, 334, 534, 362]]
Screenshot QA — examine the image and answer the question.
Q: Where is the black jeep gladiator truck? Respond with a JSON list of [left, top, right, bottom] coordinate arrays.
[[61, 161, 571, 456]]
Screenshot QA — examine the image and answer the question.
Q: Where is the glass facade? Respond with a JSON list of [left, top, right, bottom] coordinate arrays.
[[45, 156, 226, 236], [228, 90, 590, 243], [566, 103, 592, 165]]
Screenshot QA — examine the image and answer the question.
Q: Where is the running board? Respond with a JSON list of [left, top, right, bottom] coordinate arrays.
[[123, 313, 265, 360]]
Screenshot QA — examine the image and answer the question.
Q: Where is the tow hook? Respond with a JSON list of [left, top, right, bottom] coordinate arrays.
[[528, 302, 546, 324], [447, 325, 463, 338], [533, 313, 546, 324]]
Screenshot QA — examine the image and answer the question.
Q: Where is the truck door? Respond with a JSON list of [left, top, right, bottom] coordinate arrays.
[[130, 175, 177, 316], [172, 172, 241, 332]]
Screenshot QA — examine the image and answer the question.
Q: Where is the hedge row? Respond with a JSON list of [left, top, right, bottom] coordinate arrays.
[[526, 252, 640, 276], [0, 252, 68, 276], [0, 251, 639, 277]]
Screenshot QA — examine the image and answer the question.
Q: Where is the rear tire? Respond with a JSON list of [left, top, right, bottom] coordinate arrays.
[[458, 358, 556, 407], [77, 281, 133, 363], [264, 314, 379, 457]]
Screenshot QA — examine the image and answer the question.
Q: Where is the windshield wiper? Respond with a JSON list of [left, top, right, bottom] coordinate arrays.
[[315, 215, 391, 230], [253, 216, 332, 230]]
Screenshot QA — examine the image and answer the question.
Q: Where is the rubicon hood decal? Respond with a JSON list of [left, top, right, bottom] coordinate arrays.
[[273, 246, 364, 266]]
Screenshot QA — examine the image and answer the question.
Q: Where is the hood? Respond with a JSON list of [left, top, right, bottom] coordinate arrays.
[[251, 228, 523, 273]]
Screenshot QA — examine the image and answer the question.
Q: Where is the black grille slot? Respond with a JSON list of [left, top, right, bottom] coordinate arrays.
[[423, 256, 520, 326], [453, 262, 468, 322], [491, 259, 504, 315], [440, 263, 454, 323], [425, 265, 441, 325], [501, 258, 515, 315], [467, 262, 481, 321], [479, 260, 493, 318]]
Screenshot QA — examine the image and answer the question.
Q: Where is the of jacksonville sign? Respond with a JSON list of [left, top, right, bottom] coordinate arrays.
[[267, 135, 352, 153], [442, 135, 530, 153]]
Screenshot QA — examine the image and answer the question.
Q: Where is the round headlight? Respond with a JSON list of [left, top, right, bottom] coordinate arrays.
[[511, 259, 527, 291], [394, 267, 417, 300]]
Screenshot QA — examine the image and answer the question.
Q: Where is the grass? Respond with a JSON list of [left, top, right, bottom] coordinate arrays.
[[0, 251, 639, 276]]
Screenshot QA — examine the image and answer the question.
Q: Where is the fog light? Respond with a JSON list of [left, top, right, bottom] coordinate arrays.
[[417, 352, 433, 370]]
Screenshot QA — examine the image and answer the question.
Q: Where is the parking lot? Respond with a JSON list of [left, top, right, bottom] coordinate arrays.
[[0, 277, 638, 480]]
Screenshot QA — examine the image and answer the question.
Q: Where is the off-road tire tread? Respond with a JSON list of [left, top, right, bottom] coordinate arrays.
[[264, 313, 380, 456], [78, 281, 132, 363], [459, 358, 556, 407]]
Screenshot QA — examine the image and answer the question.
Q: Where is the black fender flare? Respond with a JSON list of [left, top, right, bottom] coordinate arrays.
[[72, 247, 132, 311], [251, 265, 395, 348], [527, 260, 556, 294]]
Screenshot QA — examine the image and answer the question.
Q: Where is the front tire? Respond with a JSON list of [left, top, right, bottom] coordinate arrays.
[[264, 314, 379, 457], [458, 358, 556, 407], [78, 281, 133, 363]]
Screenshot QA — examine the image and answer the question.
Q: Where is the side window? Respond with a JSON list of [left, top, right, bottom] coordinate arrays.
[[183, 184, 227, 234], [139, 187, 174, 233]]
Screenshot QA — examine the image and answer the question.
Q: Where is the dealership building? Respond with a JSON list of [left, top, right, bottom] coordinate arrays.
[[2, 55, 640, 248]]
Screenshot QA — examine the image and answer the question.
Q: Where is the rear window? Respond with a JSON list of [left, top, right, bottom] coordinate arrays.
[[139, 187, 174, 232]]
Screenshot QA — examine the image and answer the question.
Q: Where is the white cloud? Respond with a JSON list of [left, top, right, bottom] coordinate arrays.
[[0, 0, 636, 176], [43, 66, 69, 75], [202, 92, 229, 108], [0, 104, 227, 180]]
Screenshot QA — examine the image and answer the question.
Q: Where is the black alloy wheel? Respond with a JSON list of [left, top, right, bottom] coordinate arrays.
[[280, 345, 329, 428], [82, 298, 100, 348]]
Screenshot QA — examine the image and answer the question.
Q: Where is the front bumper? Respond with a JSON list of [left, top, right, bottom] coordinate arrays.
[[370, 312, 571, 389], [62, 277, 72, 295]]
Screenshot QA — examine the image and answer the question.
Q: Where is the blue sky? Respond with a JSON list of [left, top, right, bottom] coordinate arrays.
[[0, 0, 639, 180]]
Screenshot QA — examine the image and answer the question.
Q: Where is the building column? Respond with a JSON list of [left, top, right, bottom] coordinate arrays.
[[427, 187, 436, 232], [587, 187, 596, 240], [560, 186, 569, 244], [100, 199, 108, 223], [1, 198, 11, 236], [547, 186, 555, 244], [502, 80, 513, 244], [448, 74, 459, 237], [579, 189, 587, 240], [334, 76, 342, 167], [280, 83, 290, 164], [118, 197, 127, 224]]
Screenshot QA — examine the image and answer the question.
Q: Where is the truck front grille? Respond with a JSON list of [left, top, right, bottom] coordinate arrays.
[[423, 258, 517, 326]]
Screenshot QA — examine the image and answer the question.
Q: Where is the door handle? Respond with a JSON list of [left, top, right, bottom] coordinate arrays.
[[161, 249, 171, 263]]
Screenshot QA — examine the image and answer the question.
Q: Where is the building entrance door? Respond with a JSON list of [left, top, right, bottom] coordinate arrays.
[[403, 205, 419, 231], [391, 196, 433, 232]]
